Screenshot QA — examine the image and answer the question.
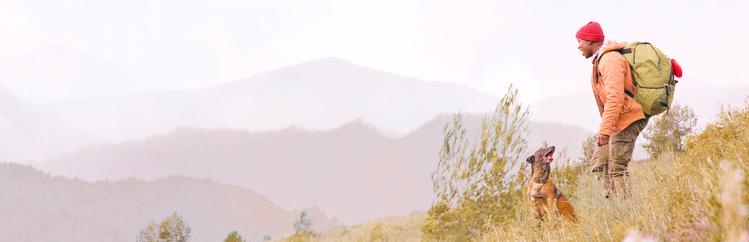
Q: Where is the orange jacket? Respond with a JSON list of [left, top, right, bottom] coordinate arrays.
[[590, 42, 645, 136]]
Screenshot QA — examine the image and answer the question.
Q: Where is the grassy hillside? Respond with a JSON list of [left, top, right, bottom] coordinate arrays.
[[317, 212, 425, 242], [304, 102, 749, 242], [482, 103, 749, 241], [280, 212, 425, 242]]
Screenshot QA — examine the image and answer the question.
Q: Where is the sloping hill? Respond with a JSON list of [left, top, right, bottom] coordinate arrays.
[[0, 163, 340, 242]]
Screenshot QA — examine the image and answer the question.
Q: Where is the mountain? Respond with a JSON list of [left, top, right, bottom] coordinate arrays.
[[0, 86, 32, 160], [0, 45, 154, 103], [0, 86, 98, 161], [45, 57, 499, 142], [40, 115, 592, 224], [0, 162, 340, 242]]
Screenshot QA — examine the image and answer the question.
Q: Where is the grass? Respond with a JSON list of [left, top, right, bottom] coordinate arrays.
[[281, 212, 425, 242], [288, 103, 749, 242], [482, 103, 749, 241], [483, 155, 725, 242]]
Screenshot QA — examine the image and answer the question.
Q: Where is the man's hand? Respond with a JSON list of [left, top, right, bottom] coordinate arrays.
[[597, 133, 610, 146]]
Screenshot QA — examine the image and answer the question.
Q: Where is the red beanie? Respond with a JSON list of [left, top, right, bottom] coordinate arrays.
[[576, 21, 605, 42]]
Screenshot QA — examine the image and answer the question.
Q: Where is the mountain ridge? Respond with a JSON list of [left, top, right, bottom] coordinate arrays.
[[39, 113, 592, 224], [0, 162, 341, 242]]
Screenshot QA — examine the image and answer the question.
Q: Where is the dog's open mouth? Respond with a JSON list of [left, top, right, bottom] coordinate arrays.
[[545, 146, 555, 163]]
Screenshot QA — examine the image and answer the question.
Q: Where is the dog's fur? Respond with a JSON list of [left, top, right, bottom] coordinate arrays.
[[526, 146, 577, 223]]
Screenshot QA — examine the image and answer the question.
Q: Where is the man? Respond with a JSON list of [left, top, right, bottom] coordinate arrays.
[[576, 21, 648, 198]]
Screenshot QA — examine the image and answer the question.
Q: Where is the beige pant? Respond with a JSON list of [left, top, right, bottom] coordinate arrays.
[[591, 118, 648, 197]]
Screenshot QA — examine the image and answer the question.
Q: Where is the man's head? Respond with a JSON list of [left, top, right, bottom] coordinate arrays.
[[576, 21, 605, 59]]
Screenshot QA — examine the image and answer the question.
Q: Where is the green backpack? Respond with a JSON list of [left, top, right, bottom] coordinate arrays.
[[599, 42, 677, 117]]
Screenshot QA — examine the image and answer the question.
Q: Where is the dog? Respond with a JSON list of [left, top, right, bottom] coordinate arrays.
[[526, 146, 577, 223]]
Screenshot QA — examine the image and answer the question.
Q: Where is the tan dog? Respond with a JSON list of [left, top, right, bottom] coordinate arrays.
[[526, 146, 577, 223]]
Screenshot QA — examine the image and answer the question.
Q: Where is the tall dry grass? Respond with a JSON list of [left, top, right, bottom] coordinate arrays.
[[289, 103, 749, 242], [481, 104, 749, 242]]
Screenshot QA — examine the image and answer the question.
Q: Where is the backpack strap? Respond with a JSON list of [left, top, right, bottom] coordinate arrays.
[[623, 89, 635, 98], [595, 46, 636, 98], [594, 49, 623, 83]]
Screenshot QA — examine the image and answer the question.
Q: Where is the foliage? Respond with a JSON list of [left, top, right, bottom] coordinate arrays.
[[580, 134, 597, 163], [642, 104, 697, 159], [423, 85, 530, 241], [294, 210, 314, 234], [282, 210, 316, 242], [303, 212, 425, 242], [223, 231, 245, 242], [137, 212, 191, 242]]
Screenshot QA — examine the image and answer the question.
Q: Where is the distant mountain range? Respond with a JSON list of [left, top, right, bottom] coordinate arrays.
[[3, 56, 744, 161], [0, 45, 154, 103], [44, 57, 498, 142], [39, 114, 592, 224], [0, 163, 340, 242], [0, 86, 98, 161]]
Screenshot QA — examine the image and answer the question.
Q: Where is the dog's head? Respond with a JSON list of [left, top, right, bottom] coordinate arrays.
[[526, 146, 555, 165], [526, 146, 555, 182]]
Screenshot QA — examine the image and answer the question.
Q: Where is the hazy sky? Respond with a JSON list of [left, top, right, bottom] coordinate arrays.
[[0, 0, 747, 103]]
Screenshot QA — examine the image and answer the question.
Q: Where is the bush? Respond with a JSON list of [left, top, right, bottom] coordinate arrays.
[[423, 85, 530, 241], [136, 212, 191, 242], [642, 104, 697, 159], [282, 210, 316, 242], [224, 231, 245, 242]]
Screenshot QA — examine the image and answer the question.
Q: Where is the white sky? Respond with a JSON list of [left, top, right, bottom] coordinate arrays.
[[0, 0, 747, 103]]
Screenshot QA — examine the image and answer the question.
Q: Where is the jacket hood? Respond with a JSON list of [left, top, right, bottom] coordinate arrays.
[[592, 40, 628, 63]]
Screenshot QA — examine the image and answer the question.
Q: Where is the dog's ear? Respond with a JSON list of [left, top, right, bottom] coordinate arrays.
[[526, 156, 534, 163]]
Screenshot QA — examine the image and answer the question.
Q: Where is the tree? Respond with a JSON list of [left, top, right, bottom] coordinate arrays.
[[224, 231, 245, 242], [423, 85, 530, 241], [293, 210, 313, 234], [137, 223, 158, 242], [580, 134, 597, 163], [642, 104, 697, 159], [137, 212, 192, 242], [284, 210, 315, 242]]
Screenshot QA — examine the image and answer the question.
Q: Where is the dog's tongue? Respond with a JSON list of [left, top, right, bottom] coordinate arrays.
[[544, 147, 555, 160], [545, 151, 554, 161]]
